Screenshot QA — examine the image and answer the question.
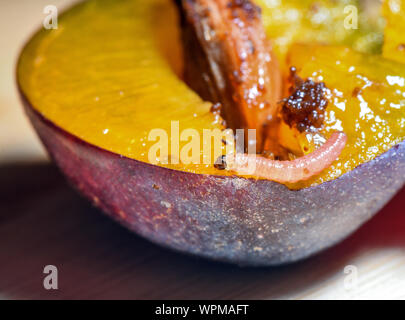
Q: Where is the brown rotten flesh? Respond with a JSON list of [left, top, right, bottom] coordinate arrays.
[[17, 0, 405, 265], [178, 0, 347, 183], [178, 0, 282, 152]]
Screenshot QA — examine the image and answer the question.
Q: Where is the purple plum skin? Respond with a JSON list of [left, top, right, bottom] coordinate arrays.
[[21, 94, 405, 266]]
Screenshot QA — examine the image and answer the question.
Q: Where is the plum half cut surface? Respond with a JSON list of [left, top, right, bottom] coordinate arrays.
[[17, 0, 405, 265]]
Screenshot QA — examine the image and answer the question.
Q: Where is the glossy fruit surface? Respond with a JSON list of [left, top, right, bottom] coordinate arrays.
[[17, 0, 400, 188], [284, 44, 405, 188], [17, 0, 405, 265]]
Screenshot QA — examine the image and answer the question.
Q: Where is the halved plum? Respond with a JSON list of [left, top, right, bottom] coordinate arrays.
[[17, 0, 404, 265]]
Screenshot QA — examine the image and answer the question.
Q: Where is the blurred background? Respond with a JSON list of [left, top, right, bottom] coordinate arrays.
[[0, 0, 404, 300]]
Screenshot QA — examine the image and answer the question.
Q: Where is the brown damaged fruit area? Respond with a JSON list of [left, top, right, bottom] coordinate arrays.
[[178, 0, 344, 183], [178, 0, 282, 153], [281, 67, 328, 133]]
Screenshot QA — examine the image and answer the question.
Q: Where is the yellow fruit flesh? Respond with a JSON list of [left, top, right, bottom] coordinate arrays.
[[259, 0, 384, 58], [18, 0, 225, 175], [18, 0, 404, 189], [383, 0, 405, 63], [285, 44, 405, 189]]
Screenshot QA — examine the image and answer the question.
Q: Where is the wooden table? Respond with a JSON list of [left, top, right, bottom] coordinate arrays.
[[1, 0, 404, 300]]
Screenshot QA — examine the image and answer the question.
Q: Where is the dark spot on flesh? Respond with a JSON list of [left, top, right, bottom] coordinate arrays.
[[152, 184, 160, 190], [281, 67, 328, 133], [201, 7, 211, 18], [310, 2, 320, 13], [214, 155, 227, 170], [352, 87, 362, 97]]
